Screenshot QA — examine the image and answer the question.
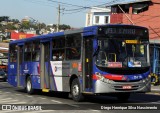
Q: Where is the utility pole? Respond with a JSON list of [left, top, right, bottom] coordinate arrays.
[[57, 4, 60, 32]]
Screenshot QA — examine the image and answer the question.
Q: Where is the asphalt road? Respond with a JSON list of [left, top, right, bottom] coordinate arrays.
[[0, 81, 160, 113]]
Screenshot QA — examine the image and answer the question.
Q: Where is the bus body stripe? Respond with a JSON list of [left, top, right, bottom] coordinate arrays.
[[93, 74, 124, 81]]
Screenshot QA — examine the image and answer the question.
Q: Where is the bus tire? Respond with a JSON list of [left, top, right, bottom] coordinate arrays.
[[71, 78, 84, 102], [117, 93, 130, 102], [26, 76, 34, 94]]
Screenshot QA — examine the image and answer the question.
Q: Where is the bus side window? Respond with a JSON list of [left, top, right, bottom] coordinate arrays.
[[52, 38, 65, 61], [66, 47, 80, 60], [24, 43, 32, 62], [32, 41, 40, 61], [66, 34, 81, 60]]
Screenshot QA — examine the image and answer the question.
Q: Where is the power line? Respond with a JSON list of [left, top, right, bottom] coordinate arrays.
[[62, 9, 86, 15], [47, 0, 87, 8], [23, 0, 57, 8], [82, 0, 107, 4], [24, 0, 120, 14], [47, 0, 120, 12]]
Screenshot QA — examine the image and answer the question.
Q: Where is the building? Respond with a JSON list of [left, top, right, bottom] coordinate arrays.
[[85, 7, 111, 27], [110, 0, 160, 40], [10, 31, 36, 40]]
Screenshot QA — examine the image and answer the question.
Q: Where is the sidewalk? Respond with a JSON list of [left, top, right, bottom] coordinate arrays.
[[151, 85, 160, 92]]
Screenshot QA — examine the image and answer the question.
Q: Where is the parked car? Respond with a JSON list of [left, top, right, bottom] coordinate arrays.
[[0, 69, 7, 82]]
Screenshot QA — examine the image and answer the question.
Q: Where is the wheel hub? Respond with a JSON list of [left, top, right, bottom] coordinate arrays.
[[27, 80, 31, 92], [72, 84, 79, 97]]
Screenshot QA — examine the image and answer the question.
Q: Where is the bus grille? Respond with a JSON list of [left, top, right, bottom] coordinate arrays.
[[113, 85, 139, 91], [113, 79, 141, 82]]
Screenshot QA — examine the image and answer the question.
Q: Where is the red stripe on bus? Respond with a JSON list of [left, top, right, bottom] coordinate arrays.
[[92, 74, 124, 80], [104, 75, 123, 80]]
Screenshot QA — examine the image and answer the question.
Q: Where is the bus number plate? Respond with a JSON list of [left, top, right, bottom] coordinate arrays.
[[122, 85, 132, 89]]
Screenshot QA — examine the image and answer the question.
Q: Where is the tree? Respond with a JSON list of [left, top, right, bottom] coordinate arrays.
[[11, 19, 20, 24], [59, 24, 71, 30], [20, 21, 30, 29], [51, 24, 71, 31], [39, 23, 46, 29], [0, 16, 9, 22]]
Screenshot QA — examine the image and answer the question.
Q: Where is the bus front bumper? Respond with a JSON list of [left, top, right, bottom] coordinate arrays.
[[94, 78, 151, 93]]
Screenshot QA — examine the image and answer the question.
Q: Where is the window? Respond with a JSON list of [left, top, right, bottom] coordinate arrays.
[[95, 16, 99, 24], [104, 16, 109, 24], [24, 43, 32, 62], [10, 45, 17, 62], [66, 34, 81, 60], [111, 7, 117, 14], [52, 37, 65, 61], [32, 41, 40, 61], [120, 5, 129, 13], [87, 14, 91, 26], [96, 38, 149, 68]]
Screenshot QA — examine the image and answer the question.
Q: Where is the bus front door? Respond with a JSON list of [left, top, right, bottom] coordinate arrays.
[[83, 38, 93, 91], [40, 42, 50, 91], [17, 45, 23, 87]]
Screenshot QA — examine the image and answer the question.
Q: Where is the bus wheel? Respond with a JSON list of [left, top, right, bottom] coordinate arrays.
[[117, 93, 130, 102], [26, 76, 34, 94], [71, 78, 84, 102], [151, 73, 158, 85]]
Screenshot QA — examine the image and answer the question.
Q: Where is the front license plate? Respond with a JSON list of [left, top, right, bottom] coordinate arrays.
[[122, 85, 132, 89]]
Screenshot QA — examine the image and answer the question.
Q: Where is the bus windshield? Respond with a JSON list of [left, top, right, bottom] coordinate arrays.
[[95, 38, 150, 68]]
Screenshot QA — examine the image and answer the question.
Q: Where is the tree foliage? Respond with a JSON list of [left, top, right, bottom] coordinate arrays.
[[52, 24, 71, 30], [0, 16, 9, 22]]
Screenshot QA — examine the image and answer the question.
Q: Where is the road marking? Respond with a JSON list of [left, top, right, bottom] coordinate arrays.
[[39, 97, 46, 99], [27, 96, 33, 98], [0, 99, 18, 103], [9, 101, 27, 104], [0, 98, 13, 101], [51, 100, 62, 103], [90, 110, 100, 112], [5, 92, 11, 94], [0, 111, 14, 113], [15, 94, 22, 96], [22, 110, 55, 113]]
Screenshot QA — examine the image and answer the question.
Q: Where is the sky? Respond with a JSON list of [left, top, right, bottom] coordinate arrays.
[[0, 0, 119, 28]]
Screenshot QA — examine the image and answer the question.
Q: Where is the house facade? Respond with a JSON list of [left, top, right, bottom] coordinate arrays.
[[85, 7, 111, 27], [110, 0, 160, 40]]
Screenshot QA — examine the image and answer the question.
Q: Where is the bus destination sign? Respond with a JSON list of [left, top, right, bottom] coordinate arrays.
[[105, 28, 143, 36]]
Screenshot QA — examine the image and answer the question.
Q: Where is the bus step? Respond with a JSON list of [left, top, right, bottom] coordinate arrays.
[[42, 89, 49, 92]]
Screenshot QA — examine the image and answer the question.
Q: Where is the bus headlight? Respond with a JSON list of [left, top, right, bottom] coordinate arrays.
[[142, 76, 150, 83], [95, 72, 113, 84], [95, 72, 104, 81]]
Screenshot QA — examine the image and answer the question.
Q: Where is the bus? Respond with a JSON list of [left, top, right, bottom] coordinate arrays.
[[8, 24, 151, 102], [149, 41, 160, 85]]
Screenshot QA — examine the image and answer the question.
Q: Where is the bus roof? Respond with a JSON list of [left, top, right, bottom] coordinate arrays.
[[9, 24, 148, 45]]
